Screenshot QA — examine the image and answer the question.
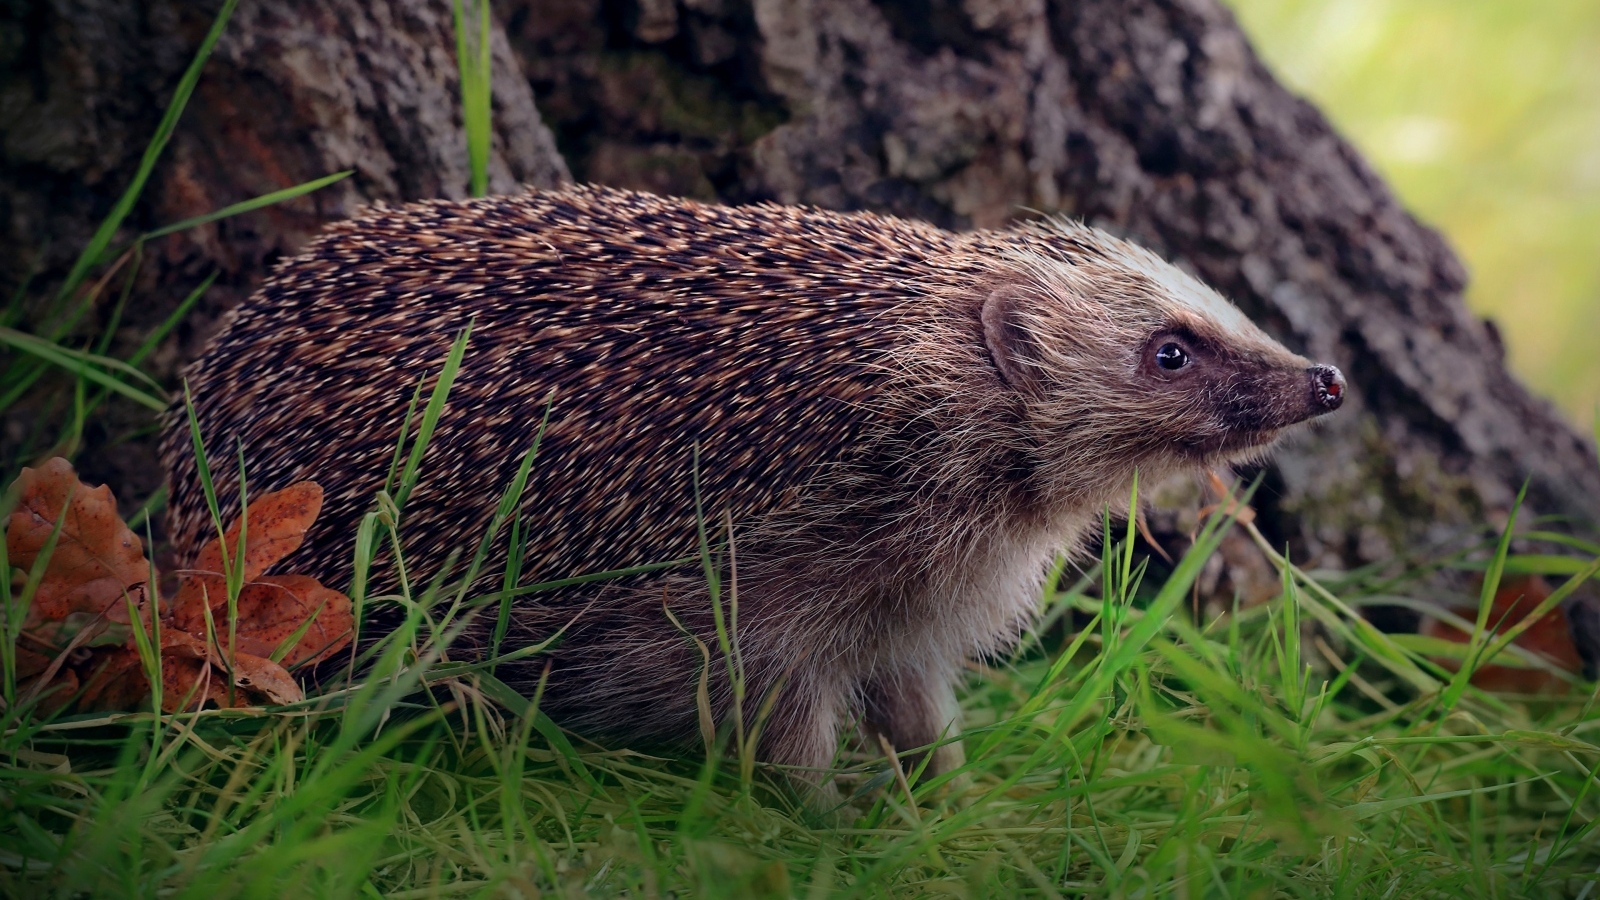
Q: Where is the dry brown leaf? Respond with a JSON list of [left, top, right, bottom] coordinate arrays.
[[77, 648, 152, 712], [1201, 470, 1257, 526], [230, 652, 304, 705], [160, 655, 230, 712], [3, 463, 339, 716], [171, 573, 222, 634], [158, 632, 231, 711], [159, 629, 212, 660], [19, 667, 79, 716], [13, 646, 52, 680], [156, 629, 305, 709], [232, 575, 354, 668], [156, 630, 212, 710], [6, 457, 148, 624], [186, 482, 323, 585], [1421, 574, 1583, 694], [174, 482, 322, 629]]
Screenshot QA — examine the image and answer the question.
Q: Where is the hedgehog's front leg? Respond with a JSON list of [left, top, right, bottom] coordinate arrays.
[[861, 663, 966, 776]]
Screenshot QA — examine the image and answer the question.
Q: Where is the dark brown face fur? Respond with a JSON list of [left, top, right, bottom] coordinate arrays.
[[1135, 318, 1345, 460]]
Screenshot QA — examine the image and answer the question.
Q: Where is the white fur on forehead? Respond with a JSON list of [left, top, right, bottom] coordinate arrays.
[[1113, 238, 1263, 338], [1003, 219, 1268, 342]]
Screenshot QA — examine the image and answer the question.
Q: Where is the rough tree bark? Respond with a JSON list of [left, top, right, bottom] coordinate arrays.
[[507, 0, 1600, 596], [0, 0, 568, 500], [2, 0, 1596, 608]]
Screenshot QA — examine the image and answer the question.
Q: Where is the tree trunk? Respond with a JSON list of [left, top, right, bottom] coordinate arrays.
[[0, 0, 568, 502], [3, 0, 1596, 600], [508, 0, 1600, 590]]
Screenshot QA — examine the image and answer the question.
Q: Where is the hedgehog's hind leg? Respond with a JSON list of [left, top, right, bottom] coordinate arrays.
[[749, 669, 853, 807], [860, 663, 966, 777]]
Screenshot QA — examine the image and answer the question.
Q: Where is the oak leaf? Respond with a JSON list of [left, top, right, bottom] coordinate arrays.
[[232, 575, 353, 668], [159, 655, 230, 713], [2, 459, 352, 717], [1421, 575, 1584, 693], [158, 630, 305, 710], [78, 648, 151, 712], [229, 651, 304, 706], [6, 457, 148, 624], [173, 482, 323, 631], [19, 667, 79, 716]]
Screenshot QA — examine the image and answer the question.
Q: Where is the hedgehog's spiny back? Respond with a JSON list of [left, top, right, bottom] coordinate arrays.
[[162, 186, 981, 593]]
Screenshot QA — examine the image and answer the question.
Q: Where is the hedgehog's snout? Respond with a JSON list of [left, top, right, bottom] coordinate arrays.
[[1309, 364, 1346, 414]]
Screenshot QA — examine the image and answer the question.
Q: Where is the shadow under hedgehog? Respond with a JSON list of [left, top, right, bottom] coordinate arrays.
[[161, 185, 1345, 790]]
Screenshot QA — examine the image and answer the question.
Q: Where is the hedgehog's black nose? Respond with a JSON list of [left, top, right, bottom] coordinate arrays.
[[1309, 364, 1346, 412]]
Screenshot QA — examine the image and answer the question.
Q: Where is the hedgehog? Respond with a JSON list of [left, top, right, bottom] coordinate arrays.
[[161, 184, 1345, 786]]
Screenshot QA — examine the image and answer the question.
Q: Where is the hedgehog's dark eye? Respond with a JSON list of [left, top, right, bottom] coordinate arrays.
[[1155, 342, 1190, 371]]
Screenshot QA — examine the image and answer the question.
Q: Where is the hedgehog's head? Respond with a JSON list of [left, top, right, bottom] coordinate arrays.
[[975, 223, 1345, 501]]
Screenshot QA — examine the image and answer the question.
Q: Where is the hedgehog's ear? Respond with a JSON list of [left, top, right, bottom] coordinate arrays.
[[982, 284, 1035, 390]]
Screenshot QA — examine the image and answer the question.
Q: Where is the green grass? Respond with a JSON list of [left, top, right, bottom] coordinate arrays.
[[4, 464, 1600, 897], [6, 5, 1600, 896], [452, 0, 494, 198]]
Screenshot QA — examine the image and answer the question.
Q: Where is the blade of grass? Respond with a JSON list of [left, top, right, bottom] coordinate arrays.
[[394, 324, 471, 513], [0, 328, 167, 411], [490, 514, 526, 676], [1441, 482, 1529, 713], [129, 271, 218, 368], [476, 672, 600, 790], [125, 484, 169, 533], [10, 487, 75, 706], [1451, 553, 1600, 579], [1473, 554, 1600, 673], [0, 248, 133, 409], [94, 244, 143, 356], [441, 395, 551, 633], [452, 0, 494, 197], [1, 250, 43, 329], [135, 171, 353, 245], [53, 0, 239, 315]]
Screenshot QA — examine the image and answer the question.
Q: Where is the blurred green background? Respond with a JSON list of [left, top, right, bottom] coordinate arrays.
[[1227, 0, 1600, 431]]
